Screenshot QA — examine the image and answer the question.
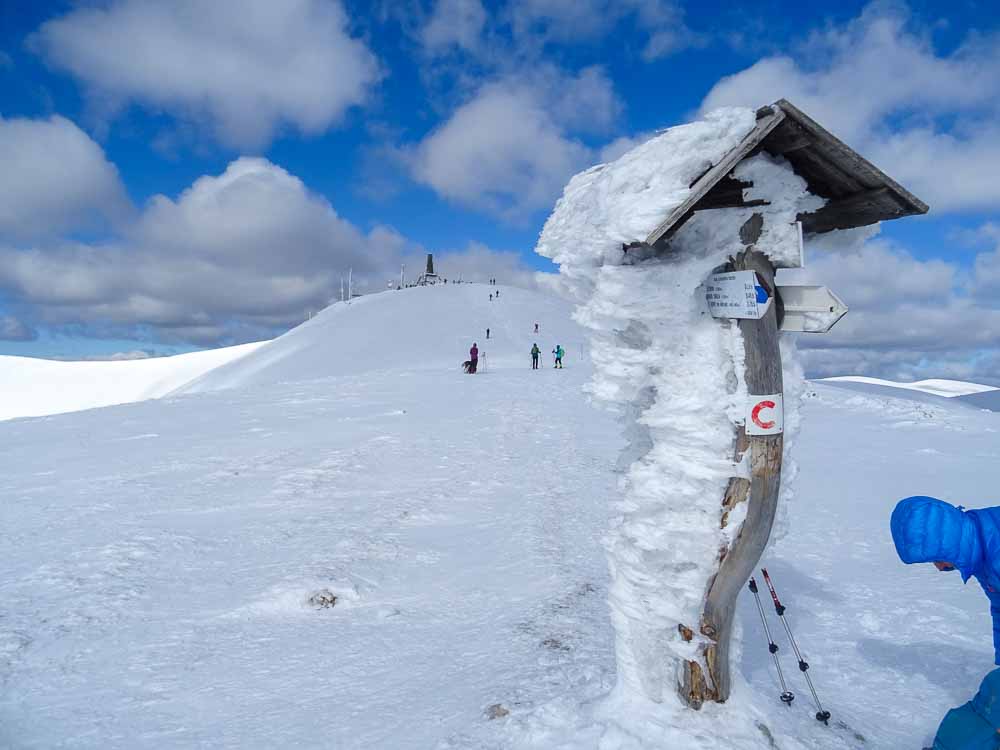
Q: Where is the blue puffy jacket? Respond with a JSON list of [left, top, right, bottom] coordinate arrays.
[[933, 668, 1000, 749], [891, 496, 1000, 665]]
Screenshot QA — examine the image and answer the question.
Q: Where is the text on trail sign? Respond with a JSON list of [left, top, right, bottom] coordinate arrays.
[[704, 270, 772, 320], [746, 394, 784, 436]]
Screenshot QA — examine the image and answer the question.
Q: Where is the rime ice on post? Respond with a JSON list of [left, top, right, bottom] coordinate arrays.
[[536, 100, 927, 708]]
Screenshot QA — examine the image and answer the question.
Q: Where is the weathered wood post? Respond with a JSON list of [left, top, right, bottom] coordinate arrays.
[[627, 101, 930, 710], [681, 213, 786, 706], [536, 98, 929, 714]]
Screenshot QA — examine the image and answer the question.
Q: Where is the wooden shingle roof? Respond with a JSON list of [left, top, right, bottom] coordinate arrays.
[[645, 99, 929, 247]]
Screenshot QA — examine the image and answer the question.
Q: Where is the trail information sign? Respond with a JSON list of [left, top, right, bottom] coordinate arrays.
[[746, 393, 784, 436], [705, 271, 772, 320]]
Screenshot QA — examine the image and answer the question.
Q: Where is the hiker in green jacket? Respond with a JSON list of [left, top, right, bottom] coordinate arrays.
[[531, 343, 541, 370], [553, 344, 565, 369]]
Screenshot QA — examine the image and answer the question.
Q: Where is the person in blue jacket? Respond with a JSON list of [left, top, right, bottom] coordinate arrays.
[[891, 496, 1000, 749]]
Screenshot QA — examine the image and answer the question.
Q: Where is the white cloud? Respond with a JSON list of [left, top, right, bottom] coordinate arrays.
[[779, 229, 1000, 385], [971, 235, 1000, 302], [549, 66, 622, 134], [421, 0, 488, 54], [0, 158, 380, 344], [32, 0, 380, 149], [0, 158, 539, 345], [0, 316, 37, 342], [507, 0, 699, 59], [134, 157, 382, 277], [597, 129, 658, 163], [0, 115, 131, 240], [699, 4, 1000, 214], [408, 68, 619, 219], [630, 0, 704, 61]]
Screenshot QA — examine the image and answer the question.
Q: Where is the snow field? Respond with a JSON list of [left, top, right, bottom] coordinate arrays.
[[0, 341, 265, 421], [821, 376, 999, 398], [0, 288, 618, 749], [3, 283, 1000, 748]]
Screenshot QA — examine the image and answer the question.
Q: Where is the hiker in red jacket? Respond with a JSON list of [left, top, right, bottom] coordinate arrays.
[[469, 343, 479, 374]]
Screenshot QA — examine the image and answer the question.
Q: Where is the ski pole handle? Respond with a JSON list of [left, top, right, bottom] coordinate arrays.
[[761, 568, 785, 615]]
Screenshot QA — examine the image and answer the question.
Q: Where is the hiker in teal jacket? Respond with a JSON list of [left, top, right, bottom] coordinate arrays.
[[552, 345, 564, 369]]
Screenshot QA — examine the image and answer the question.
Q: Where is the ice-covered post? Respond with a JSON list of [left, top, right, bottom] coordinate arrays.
[[680, 212, 785, 706], [534, 99, 928, 717]]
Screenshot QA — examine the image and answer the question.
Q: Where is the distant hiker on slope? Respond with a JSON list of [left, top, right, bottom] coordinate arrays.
[[489, 293, 493, 301], [891, 496, 1000, 748], [534, 323, 539, 333], [552, 345, 564, 369], [531, 343, 540, 370], [486, 328, 490, 340], [469, 342, 479, 374]]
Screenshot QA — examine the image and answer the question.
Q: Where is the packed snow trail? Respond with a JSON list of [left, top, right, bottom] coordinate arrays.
[[0, 288, 618, 749]]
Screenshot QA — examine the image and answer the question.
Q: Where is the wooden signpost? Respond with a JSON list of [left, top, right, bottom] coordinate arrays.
[[641, 100, 929, 708]]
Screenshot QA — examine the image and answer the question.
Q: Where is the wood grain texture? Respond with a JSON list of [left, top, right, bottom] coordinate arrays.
[[680, 214, 784, 707]]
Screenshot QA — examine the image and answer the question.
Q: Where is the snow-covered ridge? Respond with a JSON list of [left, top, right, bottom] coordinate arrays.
[[0, 342, 265, 421], [179, 283, 582, 394], [1, 284, 581, 421], [821, 376, 998, 398]]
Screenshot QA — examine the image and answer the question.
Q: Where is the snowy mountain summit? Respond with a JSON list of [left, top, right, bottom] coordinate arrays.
[[179, 283, 582, 392]]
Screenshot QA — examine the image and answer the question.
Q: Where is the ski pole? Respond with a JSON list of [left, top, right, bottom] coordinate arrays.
[[747, 577, 794, 707], [760, 568, 831, 725]]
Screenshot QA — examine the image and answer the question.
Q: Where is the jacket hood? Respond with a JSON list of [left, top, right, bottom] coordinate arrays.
[[891, 496, 982, 581]]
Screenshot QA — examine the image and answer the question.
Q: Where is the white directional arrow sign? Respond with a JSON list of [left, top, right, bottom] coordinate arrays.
[[776, 285, 848, 333]]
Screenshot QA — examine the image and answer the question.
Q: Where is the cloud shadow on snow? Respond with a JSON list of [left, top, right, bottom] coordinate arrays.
[[856, 637, 991, 701]]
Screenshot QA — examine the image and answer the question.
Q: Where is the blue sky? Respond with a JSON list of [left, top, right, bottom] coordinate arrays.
[[0, 0, 998, 381]]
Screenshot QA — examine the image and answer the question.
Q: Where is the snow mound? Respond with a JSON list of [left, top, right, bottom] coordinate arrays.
[[821, 376, 998, 399], [0, 342, 264, 421], [179, 284, 583, 393]]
